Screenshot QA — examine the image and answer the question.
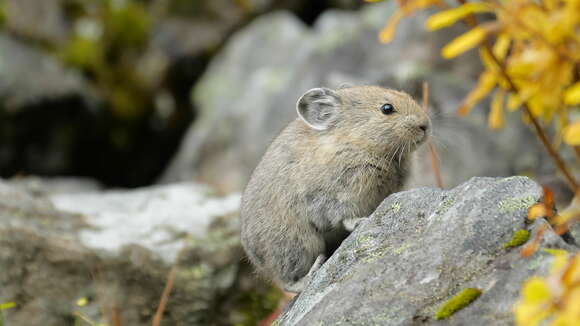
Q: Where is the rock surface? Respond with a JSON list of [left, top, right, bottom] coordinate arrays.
[[0, 33, 93, 110], [0, 178, 278, 326], [161, 2, 546, 194], [276, 177, 578, 325]]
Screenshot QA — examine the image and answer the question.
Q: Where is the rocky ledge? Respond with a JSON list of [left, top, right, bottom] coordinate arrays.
[[277, 177, 578, 326]]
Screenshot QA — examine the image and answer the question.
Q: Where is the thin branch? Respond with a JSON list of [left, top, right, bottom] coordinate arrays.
[[422, 82, 444, 188], [152, 242, 188, 326], [152, 263, 178, 326]]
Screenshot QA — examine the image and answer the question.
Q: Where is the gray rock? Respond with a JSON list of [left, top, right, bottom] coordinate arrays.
[[160, 3, 545, 194], [0, 179, 277, 326], [50, 182, 241, 261], [277, 177, 578, 325], [6, 176, 103, 195], [3, 0, 68, 44], [0, 33, 93, 110]]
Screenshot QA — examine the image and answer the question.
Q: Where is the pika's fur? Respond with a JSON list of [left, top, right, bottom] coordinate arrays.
[[240, 86, 430, 293]]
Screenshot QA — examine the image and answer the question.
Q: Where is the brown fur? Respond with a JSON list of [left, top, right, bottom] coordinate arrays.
[[240, 86, 430, 292]]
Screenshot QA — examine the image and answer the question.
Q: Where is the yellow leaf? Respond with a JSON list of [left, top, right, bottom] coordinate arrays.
[[563, 121, 580, 146], [76, 297, 88, 307], [515, 302, 551, 326], [0, 302, 16, 310], [547, 251, 570, 273], [426, 3, 492, 30], [442, 26, 489, 59], [493, 33, 511, 60], [379, 10, 404, 43], [542, 248, 569, 257], [548, 315, 569, 326], [458, 71, 497, 115], [507, 93, 521, 111], [522, 277, 551, 304], [489, 89, 505, 128], [564, 81, 580, 105], [479, 47, 496, 71], [403, 0, 441, 14], [528, 203, 548, 220]]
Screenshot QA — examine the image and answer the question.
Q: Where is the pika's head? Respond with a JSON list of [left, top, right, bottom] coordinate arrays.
[[296, 86, 430, 155]]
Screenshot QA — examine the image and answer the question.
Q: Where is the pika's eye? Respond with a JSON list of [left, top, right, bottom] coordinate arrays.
[[380, 103, 395, 115]]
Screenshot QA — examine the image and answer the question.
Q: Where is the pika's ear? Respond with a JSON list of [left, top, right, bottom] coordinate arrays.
[[296, 88, 341, 130]]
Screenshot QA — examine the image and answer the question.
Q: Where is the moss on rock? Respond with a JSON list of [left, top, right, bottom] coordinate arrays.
[[434, 288, 482, 320], [503, 229, 530, 249]]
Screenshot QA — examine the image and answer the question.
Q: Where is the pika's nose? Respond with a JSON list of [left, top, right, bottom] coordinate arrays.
[[419, 124, 429, 133]]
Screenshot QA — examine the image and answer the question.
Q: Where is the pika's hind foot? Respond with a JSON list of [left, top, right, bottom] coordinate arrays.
[[283, 254, 326, 293]]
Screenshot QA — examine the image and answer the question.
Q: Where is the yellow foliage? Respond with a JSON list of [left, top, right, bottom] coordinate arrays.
[[528, 203, 549, 220], [458, 71, 496, 116], [426, 3, 491, 31], [380, 10, 405, 43], [564, 121, 580, 146], [489, 89, 505, 129], [441, 25, 489, 59], [76, 297, 88, 307], [377, 0, 442, 42], [564, 82, 580, 105], [514, 253, 580, 326], [380, 0, 580, 145]]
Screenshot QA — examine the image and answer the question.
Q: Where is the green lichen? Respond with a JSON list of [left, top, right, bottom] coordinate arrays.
[[503, 229, 530, 249], [352, 235, 388, 263], [391, 202, 401, 213], [498, 196, 536, 213], [435, 197, 455, 216], [434, 288, 482, 320], [392, 242, 412, 255]]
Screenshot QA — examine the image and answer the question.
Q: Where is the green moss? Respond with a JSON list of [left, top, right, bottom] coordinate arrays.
[[236, 285, 282, 326], [503, 229, 530, 249], [105, 0, 151, 48], [434, 288, 481, 320], [60, 36, 103, 69], [498, 196, 536, 213]]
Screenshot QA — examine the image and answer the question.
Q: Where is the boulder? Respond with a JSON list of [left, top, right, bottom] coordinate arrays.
[[0, 33, 93, 110], [276, 177, 578, 325], [3, 0, 68, 44], [0, 179, 278, 326]]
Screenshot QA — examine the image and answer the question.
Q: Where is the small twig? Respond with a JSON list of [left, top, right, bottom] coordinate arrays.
[[422, 82, 444, 188], [112, 306, 122, 326], [152, 243, 188, 326], [152, 265, 178, 326], [455, 0, 579, 192]]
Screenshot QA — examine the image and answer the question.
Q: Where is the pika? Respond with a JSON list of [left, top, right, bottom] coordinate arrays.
[[240, 86, 430, 293]]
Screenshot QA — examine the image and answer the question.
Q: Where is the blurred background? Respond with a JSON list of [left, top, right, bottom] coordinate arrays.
[[0, 0, 577, 325]]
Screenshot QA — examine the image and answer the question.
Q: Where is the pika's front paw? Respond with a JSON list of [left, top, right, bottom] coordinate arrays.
[[343, 217, 368, 231]]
